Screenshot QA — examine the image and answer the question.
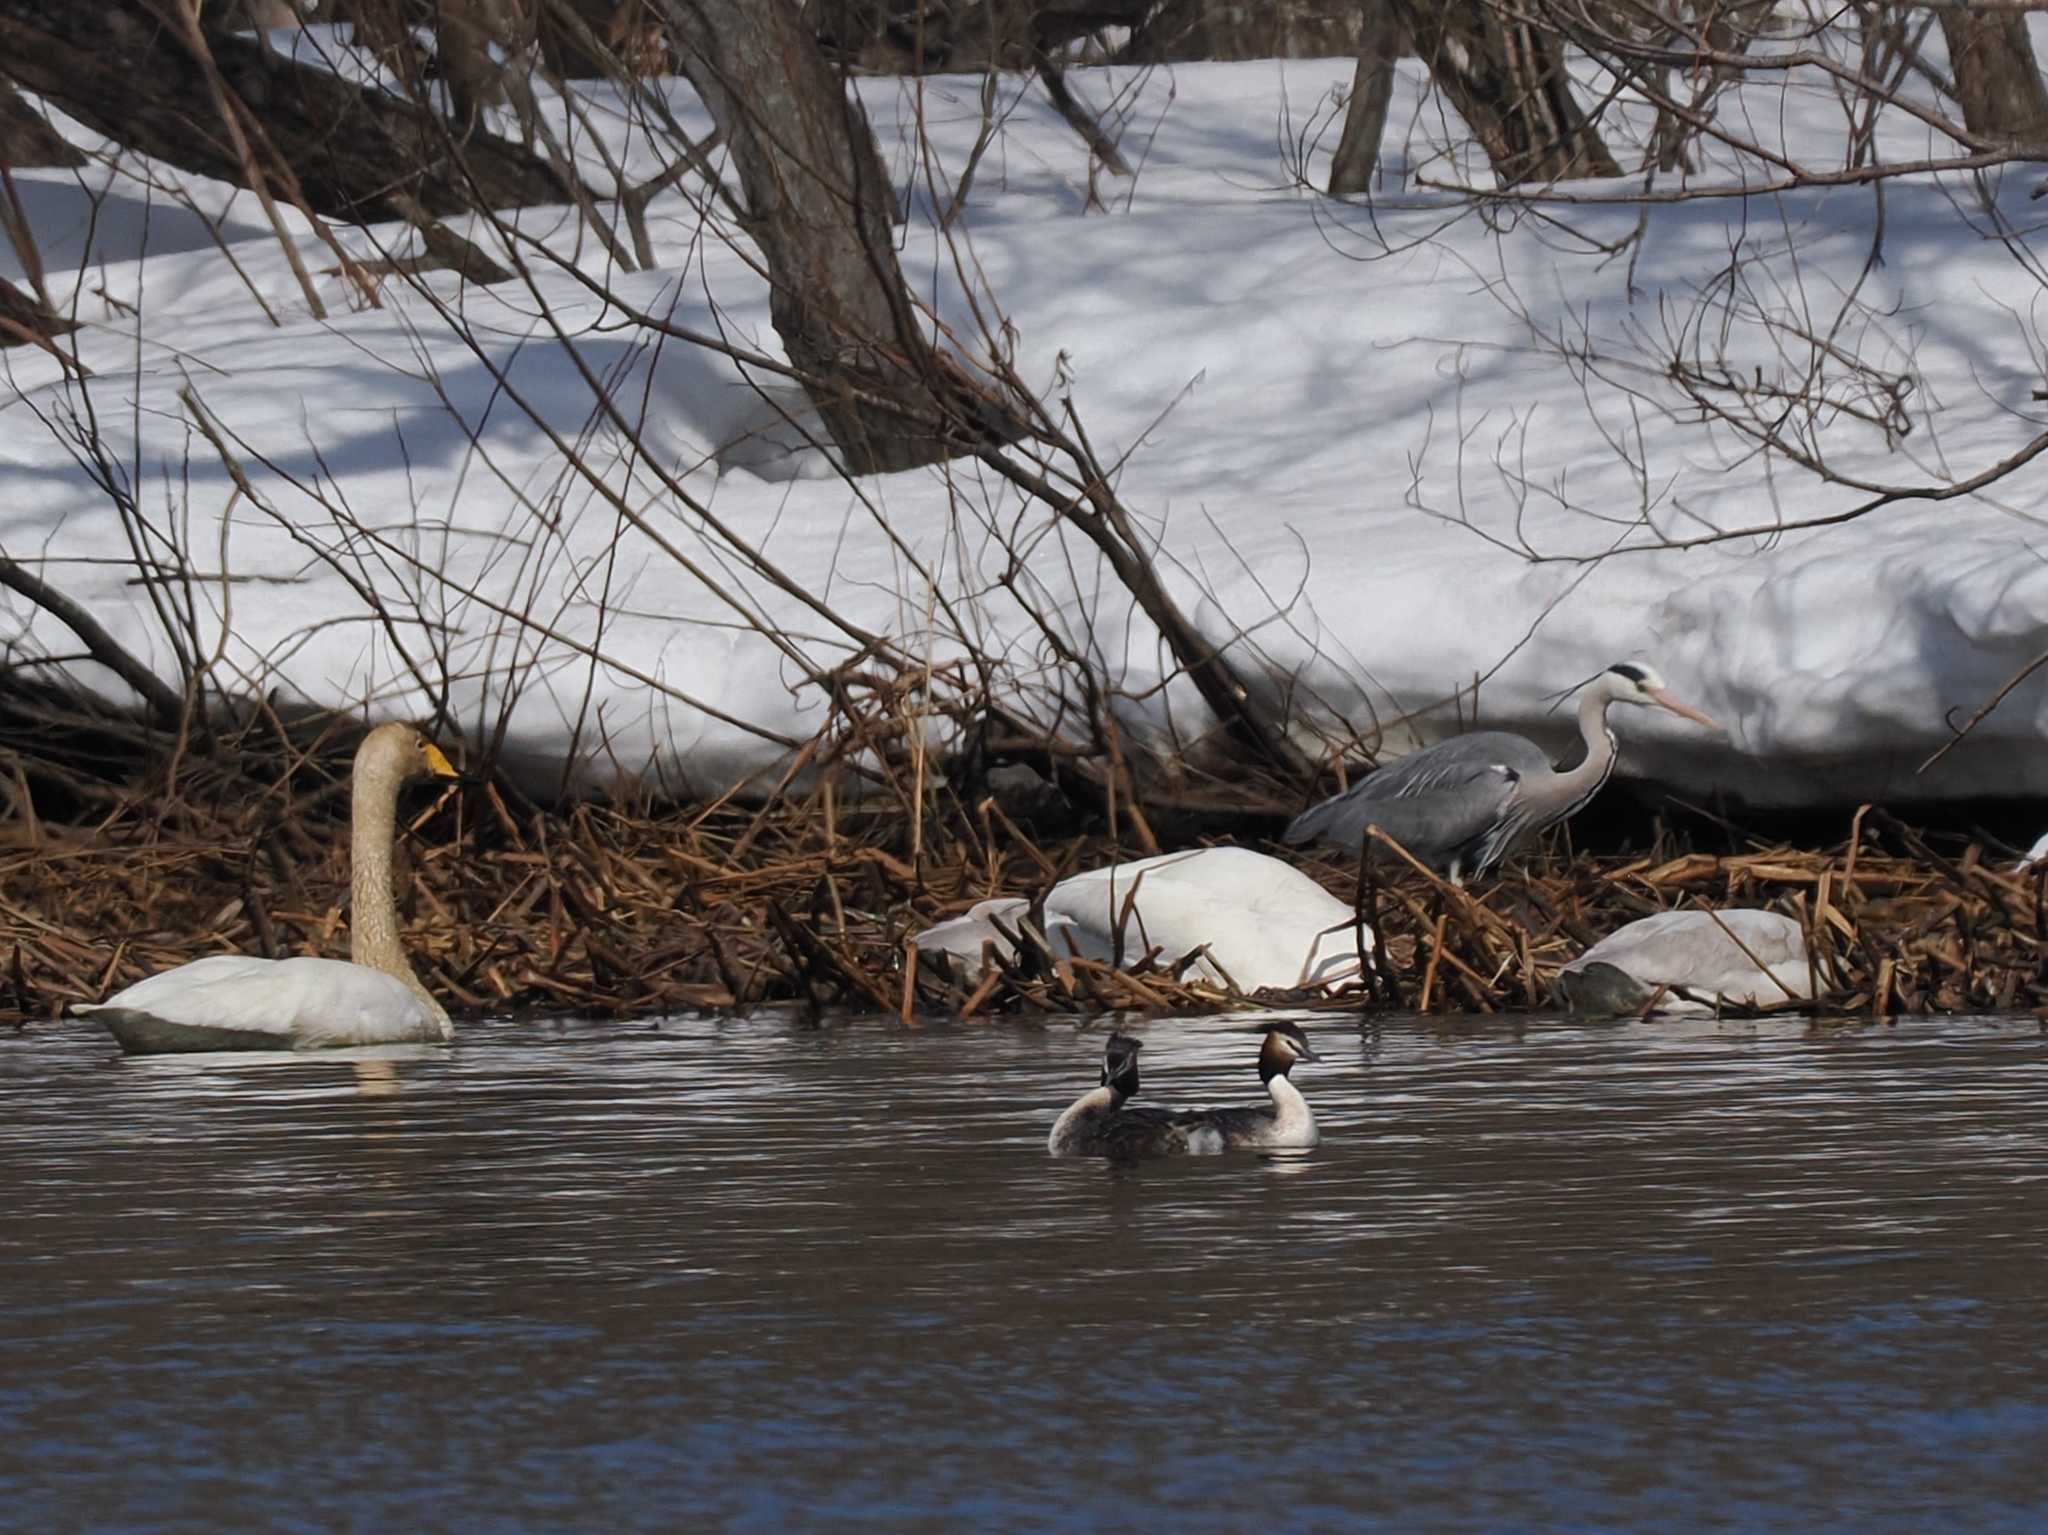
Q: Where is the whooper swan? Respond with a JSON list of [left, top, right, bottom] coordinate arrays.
[[913, 846, 1370, 993], [1558, 908, 1817, 1018], [78, 724, 460, 1054]]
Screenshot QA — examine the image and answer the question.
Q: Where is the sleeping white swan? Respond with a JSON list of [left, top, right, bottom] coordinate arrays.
[[1558, 908, 1818, 1018], [913, 846, 1371, 993], [77, 723, 460, 1054]]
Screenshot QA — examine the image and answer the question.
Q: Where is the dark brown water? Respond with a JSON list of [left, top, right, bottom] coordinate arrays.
[[4, 1012, 2048, 1532]]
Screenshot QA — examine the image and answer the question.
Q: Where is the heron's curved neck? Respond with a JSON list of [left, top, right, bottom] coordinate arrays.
[[349, 758, 441, 1017], [1557, 684, 1621, 811]]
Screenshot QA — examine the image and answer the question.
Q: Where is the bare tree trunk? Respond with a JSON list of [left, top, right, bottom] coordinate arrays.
[[1941, 4, 2048, 144], [1035, 50, 1131, 191], [1123, 0, 1368, 61], [438, 0, 534, 133], [210, 0, 300, 24], [539, 0, 660, 77], [1327, 0, 1400, 195], [0, 0, 563, 220], [1392, 0, 1621, 186], [0, 77, 83, 168], [811, 0, 1151, 72], [658, 0, 1016, 474], [325, 0, 427, 61]]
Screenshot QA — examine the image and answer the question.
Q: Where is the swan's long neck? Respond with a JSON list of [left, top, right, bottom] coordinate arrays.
[[349, 750, 444, 1020], [1549, 682, 1621, 827]]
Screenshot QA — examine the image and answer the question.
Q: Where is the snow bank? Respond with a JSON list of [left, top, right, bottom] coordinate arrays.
[[2, 46, 2045, 809]]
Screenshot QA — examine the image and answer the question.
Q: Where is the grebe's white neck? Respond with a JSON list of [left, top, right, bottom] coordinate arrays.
[[1048, 1083, 1122, 1154], [1266, 1073, 1318, 1146]]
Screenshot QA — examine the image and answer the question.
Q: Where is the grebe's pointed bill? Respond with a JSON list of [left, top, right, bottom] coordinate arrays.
[[1252, 1025, 1314, 1085], [1269, 1027, 1318, 1064]]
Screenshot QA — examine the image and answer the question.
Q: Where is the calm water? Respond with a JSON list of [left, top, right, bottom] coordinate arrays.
[[4, 1011, 2047, 1532]]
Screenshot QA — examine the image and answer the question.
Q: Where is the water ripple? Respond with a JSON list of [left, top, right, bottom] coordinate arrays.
[[5, 1011, 2048, 1530]]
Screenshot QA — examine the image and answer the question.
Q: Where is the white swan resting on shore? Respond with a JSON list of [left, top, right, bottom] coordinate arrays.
[[1558, 908, 1817, 1017], [913, 846, 1371, 993], [75, 724, 460, 1053]]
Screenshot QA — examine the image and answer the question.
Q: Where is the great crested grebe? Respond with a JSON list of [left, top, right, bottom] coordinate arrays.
[[1047, 1033, 1198, 1161], [1171, 1022, 1323, 1153], [1048, 1023, 1324, 1160]]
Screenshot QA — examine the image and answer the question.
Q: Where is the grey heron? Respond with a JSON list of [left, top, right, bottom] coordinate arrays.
[[1559, 908, 1816, 1017], [1282, 662, 1721, 883]]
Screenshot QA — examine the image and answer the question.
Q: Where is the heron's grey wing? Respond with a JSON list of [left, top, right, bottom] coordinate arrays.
[[1284, 732, 1544, 859]]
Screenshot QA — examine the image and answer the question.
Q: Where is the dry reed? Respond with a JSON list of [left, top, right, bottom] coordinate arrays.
[[4, 687, 2045, 1028]]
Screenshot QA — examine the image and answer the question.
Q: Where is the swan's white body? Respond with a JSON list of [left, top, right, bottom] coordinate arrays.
[[2019, 831, 2048, 873], [914, 846, 1370, 993], [75, 724, 458, 1054], [1558, 908, 1816, 1017], [77, 955, 451, 1052]]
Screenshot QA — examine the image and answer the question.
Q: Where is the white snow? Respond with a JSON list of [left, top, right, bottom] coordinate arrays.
[[4, 37, 2047, 810]]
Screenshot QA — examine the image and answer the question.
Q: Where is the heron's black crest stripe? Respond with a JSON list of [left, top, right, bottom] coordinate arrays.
[[1607, 662, 1649, 683]]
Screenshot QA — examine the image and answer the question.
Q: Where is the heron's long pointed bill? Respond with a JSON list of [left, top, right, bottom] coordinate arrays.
[[1648, 688, 1722, 733]]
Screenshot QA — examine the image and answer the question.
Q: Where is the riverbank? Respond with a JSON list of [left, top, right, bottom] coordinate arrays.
[[6, 699, 2044, 1029], [6, 61, 2048, 815]]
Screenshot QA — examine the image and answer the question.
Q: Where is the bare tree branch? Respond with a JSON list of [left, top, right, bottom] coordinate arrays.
[[0, 552, 184, 728]]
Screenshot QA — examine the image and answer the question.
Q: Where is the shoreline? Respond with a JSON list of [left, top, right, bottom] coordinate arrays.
[[6, 738, 2044, 1028]]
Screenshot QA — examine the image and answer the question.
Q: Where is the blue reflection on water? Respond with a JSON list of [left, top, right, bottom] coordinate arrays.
[[3, 1012, 2048, 1532]]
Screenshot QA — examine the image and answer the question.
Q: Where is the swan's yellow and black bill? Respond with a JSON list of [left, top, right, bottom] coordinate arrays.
[[423, 742, 458, 778]]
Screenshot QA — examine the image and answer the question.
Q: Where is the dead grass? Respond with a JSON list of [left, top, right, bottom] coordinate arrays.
[[3, 690, 2045, 1028]]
